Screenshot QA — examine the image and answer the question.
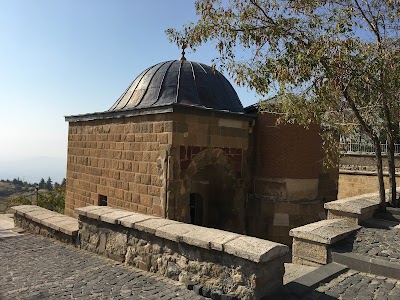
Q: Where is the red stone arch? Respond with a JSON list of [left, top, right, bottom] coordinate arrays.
[[178, 148, 245, 233]]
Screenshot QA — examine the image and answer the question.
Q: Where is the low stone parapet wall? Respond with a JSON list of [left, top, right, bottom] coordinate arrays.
[[10, 205, 79, 245], [76, 206, 289, 300]]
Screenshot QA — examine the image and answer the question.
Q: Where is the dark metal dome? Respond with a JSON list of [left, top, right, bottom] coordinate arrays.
[[109, 60, 244, 113]]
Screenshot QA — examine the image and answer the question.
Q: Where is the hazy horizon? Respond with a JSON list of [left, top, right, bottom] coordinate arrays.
[[0, 156, 66, 184], [0, 1, 260, 181]]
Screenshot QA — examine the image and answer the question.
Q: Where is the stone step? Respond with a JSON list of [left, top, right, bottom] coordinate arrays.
[[332, 252, 400, 280], [362, 217, 400, 229], [290, 219, 360, 266]]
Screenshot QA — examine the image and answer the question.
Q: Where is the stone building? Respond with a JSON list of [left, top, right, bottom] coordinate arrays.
[[65, 58, 337, 244]]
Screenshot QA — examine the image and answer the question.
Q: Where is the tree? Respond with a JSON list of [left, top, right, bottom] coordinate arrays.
[[45, 177, 53, 191], [61, 178, 66, 187], [38, 178, 46, 190], [166, 0, 400, 210]]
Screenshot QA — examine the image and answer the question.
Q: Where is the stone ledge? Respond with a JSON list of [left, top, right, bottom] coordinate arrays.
[[289, 219, 360, 245], [11, 205, 79, 237], [75, 205, 289, 263], [324, 193, 380, 215], [283, 263, 348, 298], [332, 252, 400, 280]]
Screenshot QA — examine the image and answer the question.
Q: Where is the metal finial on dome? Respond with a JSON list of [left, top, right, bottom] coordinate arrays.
[[180, 42, 187, 61]]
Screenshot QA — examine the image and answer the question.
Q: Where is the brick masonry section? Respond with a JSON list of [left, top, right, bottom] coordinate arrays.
[[65, 114, 172, 218]]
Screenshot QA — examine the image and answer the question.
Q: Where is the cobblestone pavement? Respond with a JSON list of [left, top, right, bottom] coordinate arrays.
[[0, 233, 204, 300], [333, 227, 400, 263], [307, 270, 400, 300]]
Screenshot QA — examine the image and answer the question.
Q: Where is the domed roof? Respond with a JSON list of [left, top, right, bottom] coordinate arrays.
[[108, 60, 244, 113]]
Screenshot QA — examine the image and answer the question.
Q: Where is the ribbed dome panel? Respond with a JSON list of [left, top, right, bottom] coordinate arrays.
[[109, 60, 243, 113]]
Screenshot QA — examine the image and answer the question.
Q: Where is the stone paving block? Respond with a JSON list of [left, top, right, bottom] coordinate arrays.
[[134, 218, 179, 234], [155, 223, 196, 242], [100, 211, 135, 224], [118, 213, 154, 228], [289, 219, 360, 245], [223, 236, 288, 263]]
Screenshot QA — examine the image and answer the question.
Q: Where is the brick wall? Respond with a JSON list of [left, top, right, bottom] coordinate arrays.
[[253, 113, 323, 179], [247, 113, 330, 244], [65, 114, 173, 217]]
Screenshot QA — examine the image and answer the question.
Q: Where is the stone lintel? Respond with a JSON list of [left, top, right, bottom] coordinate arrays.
[[289, 219, 360, 245]]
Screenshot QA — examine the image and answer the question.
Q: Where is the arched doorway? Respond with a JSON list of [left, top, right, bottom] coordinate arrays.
[[180, 148, 245, 233]]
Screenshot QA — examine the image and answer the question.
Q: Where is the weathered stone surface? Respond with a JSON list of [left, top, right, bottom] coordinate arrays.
[[100, 210, 135, 224], [10, 205, 43, 216], [85, 207, 117, 220], [75, 205, 104, 217], [292, 238, 329, 265], [12, 205, 79, 243], [155, 223, 196, 242], [324, 193, 380, 214], [118, 214, 154, 228], [79, 209, 288, 299], [180, 227, 240, 251], [289, 219, 360, 245], [30, 211, 61, 225], [134, 218, 178, 234], [223, 236, 288, 263]]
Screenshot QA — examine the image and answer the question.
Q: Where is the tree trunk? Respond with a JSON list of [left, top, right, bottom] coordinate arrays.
[[373, 137, 386, 212], [387, 135, 397, 207]]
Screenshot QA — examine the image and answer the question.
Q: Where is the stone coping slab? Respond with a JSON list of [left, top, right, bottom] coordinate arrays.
[[100, 211, 136, 224], [289, 219, 360, 245], [76, 206, 289, 263], [10, 205, 45, 217], [11, 205, 79, 237], [324, 193, 380, 214]]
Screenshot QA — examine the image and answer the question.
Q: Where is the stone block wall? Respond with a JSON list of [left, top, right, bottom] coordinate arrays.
[[167, 111, 251, 233], [65, 113, 173, 217], [76, 206, 289, 300], [338, 153, 400, 199], [339, 171, 398, 199]]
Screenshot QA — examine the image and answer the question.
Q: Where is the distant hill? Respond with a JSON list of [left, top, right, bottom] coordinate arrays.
[[0, 181, 37, 213], [0, 157, 66, 184]]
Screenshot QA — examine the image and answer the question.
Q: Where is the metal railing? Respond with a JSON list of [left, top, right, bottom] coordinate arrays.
[[340, 142, 400, 155]]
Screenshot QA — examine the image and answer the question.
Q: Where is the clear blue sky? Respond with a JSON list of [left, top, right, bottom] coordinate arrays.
[[0, 0, 259, 162]]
